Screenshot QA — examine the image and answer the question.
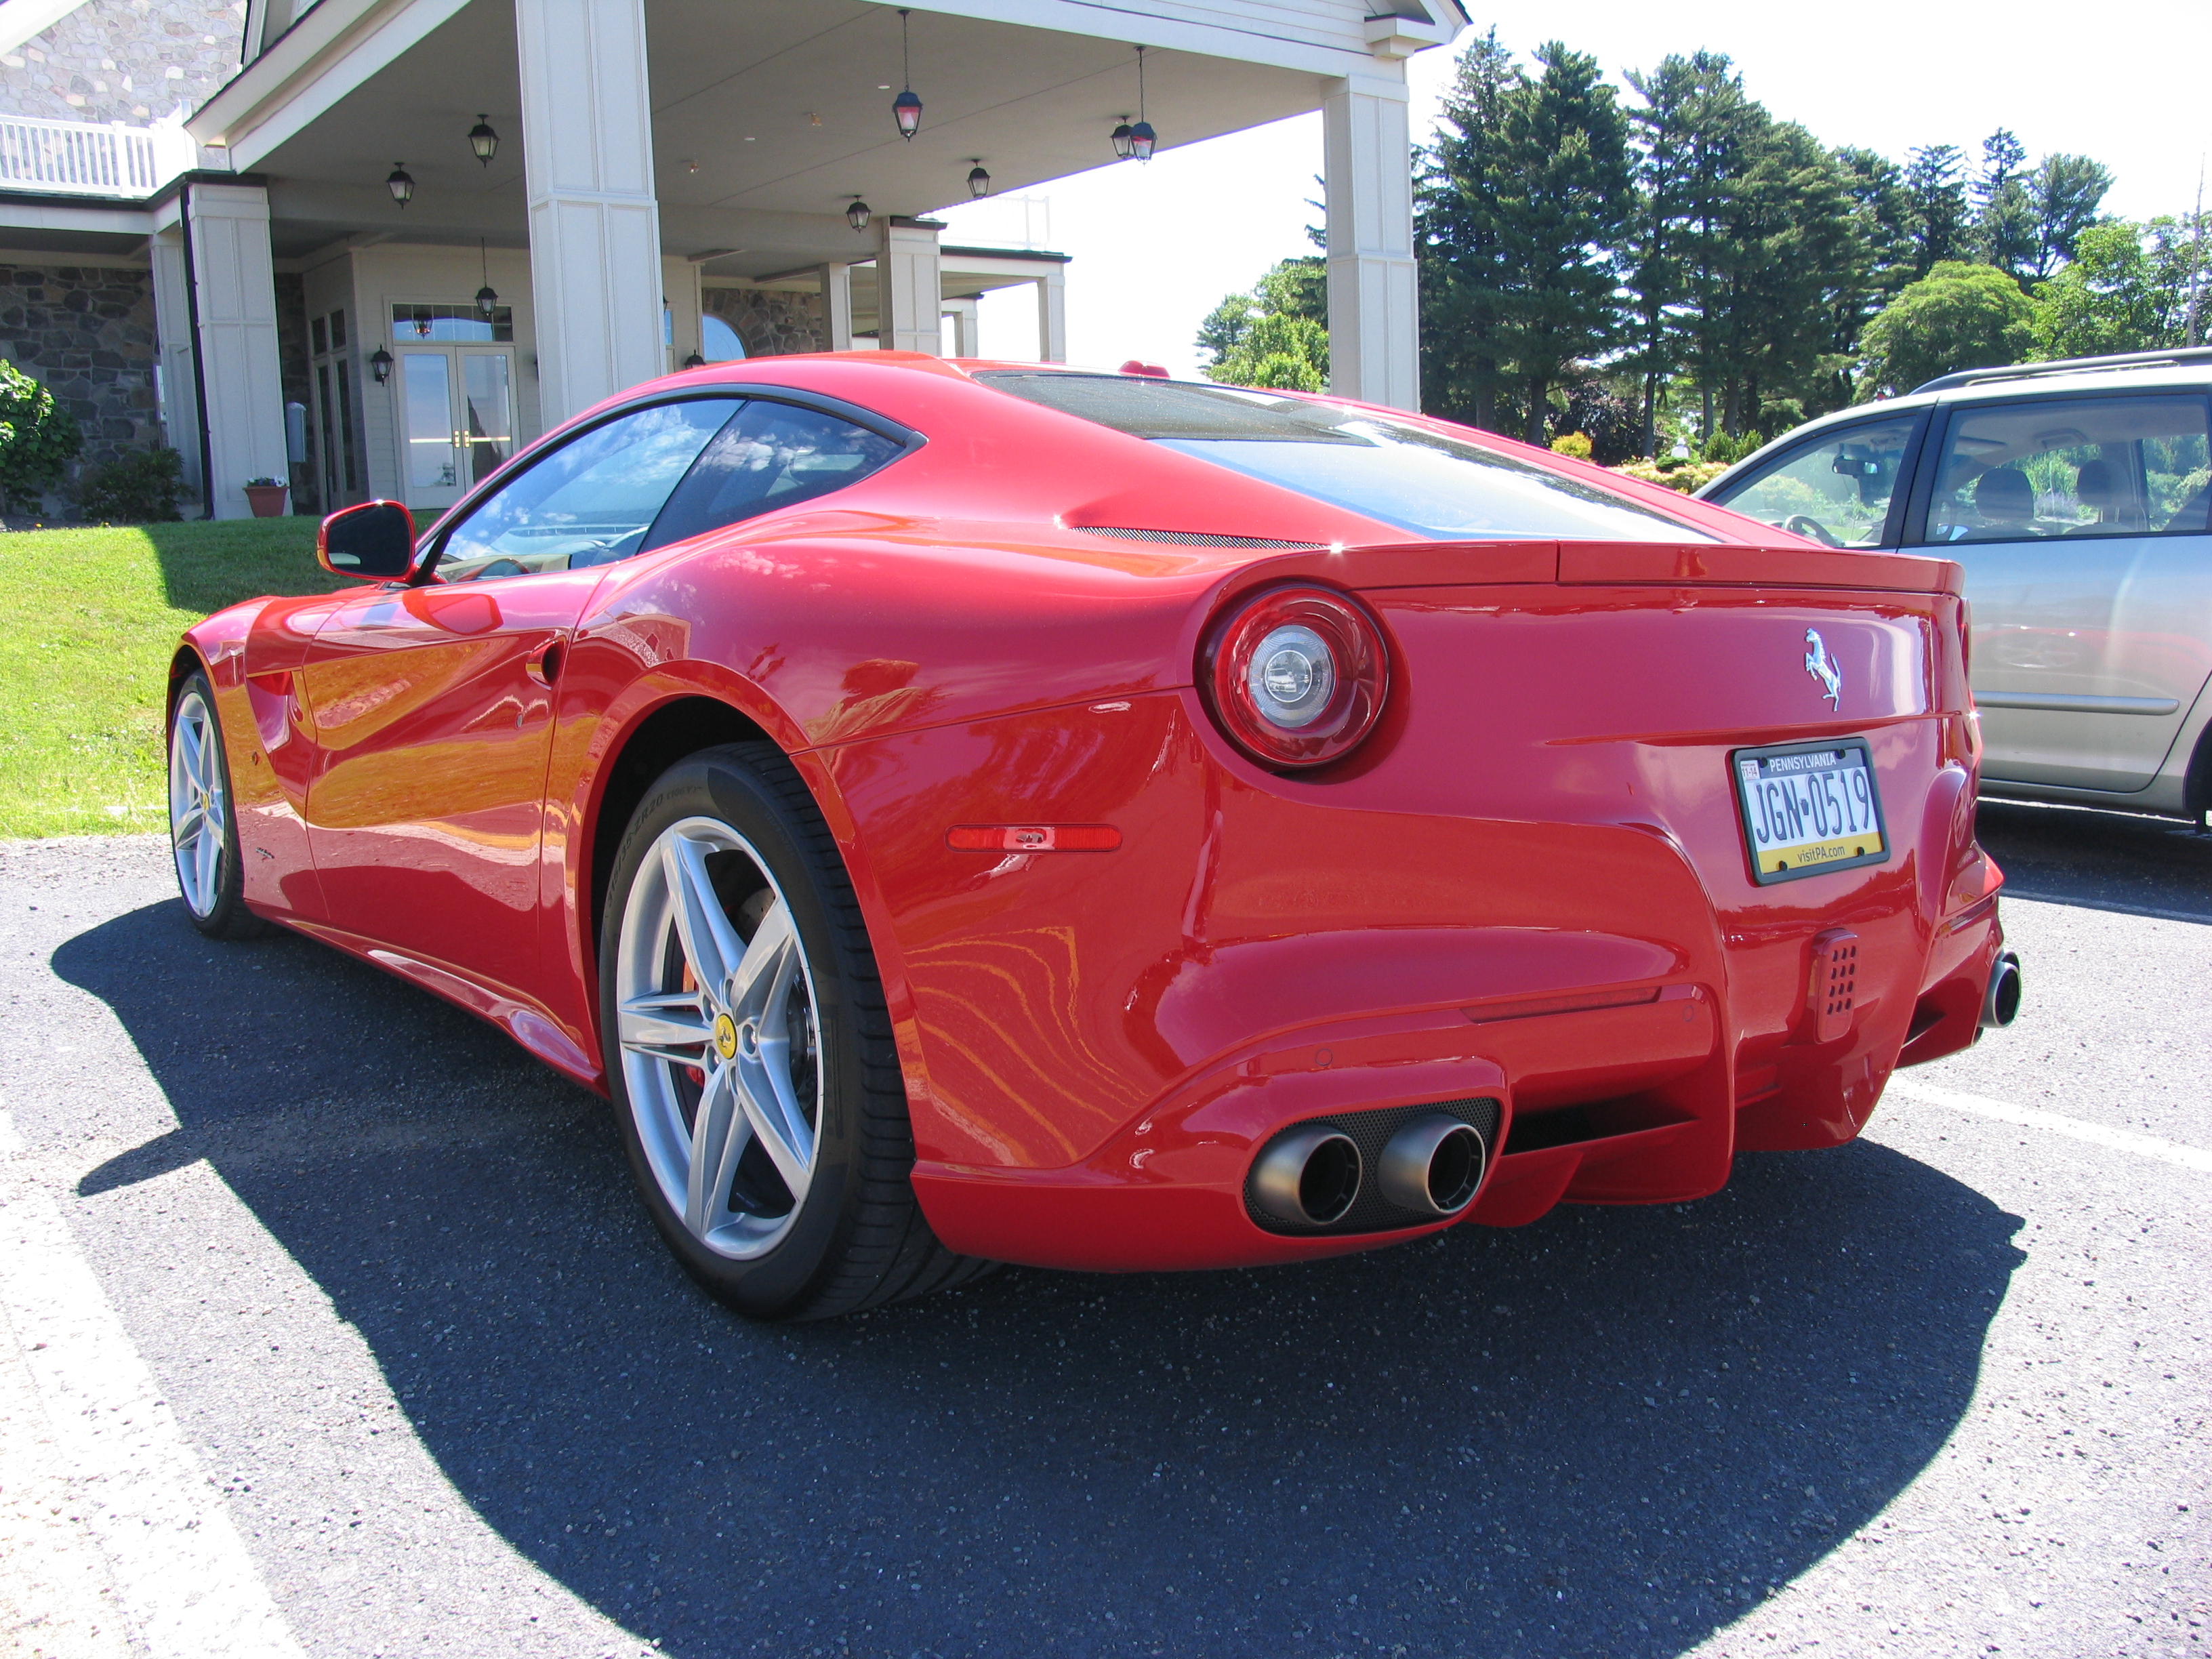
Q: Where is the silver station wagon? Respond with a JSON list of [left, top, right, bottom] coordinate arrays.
[[1702, 349, 2212, 825]]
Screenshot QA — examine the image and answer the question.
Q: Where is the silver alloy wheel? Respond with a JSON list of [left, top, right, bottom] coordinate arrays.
[[614, 816, 822, 1259], [168, 686, 227, 919]]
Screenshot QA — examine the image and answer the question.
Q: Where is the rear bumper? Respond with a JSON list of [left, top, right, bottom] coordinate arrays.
[[909, 887, 2010, 1275]]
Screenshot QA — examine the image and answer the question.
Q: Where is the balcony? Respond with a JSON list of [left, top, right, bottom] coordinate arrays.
[[0, 114, 196, 197]]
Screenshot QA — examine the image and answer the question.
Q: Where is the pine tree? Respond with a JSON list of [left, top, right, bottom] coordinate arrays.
[[1904, 145, 1970, 275], [1971, 129, 2037, 279], [1486, 43, 1633, 444], [2027, 155, 2115, 280], [1417, 29, 1520, 432]]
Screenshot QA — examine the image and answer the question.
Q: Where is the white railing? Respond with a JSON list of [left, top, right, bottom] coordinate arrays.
[[0, 115, 196, 196]]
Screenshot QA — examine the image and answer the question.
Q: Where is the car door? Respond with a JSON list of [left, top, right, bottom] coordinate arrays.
[[1704, 411, 1925, 550], [1906, 391, 2212, 792], [298, 396, 743, 1004]]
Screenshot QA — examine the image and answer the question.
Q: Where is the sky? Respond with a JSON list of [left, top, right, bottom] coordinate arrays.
[[932, 0, 2211, 376]]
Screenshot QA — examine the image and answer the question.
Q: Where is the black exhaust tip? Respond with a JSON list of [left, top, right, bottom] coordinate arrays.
[[1376, 1113, 1488, 1216], [1250, 1126, 1362, 1227], [1982, 949, 2022, 1029]]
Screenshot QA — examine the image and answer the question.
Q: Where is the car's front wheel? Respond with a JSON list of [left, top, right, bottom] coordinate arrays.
[[598, 741, 989, 1319]]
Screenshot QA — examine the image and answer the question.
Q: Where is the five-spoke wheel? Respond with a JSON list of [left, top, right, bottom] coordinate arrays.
[[598, 742, 988, 1319], [166, 670, 262, 939], [615, 817, 823, 1259]]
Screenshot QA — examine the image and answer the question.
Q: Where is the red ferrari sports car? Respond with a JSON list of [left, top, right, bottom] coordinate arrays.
[[167, 355, 2019, 1320]]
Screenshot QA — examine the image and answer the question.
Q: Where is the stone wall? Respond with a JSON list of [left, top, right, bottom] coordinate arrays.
[[0, 262, 161, 474], [0, 0, 243, 125], [704, 286, 825, 358]]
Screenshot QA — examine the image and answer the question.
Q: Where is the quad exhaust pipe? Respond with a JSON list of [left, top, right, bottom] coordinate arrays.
[[1250, 1113, 1490, 1229], [1982, 949, 2022, 1029]]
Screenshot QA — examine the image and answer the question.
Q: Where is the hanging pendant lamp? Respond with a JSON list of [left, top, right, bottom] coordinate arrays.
[[1110, 120, 1134, 161], [468, 115, 497, 167], [890, 9, 922, 139], [1128, 47, 1155, 162], [386, 161, 415, 206], [474, 239, 498, 319], [846, 197, 872, 232], [966, 161, 991, 199]]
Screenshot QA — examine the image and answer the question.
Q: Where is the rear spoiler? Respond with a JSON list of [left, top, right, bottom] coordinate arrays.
[[1261, 539, 1965, 595]]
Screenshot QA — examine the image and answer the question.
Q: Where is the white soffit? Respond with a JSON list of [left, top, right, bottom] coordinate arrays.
[[0, 0, 92, 56]]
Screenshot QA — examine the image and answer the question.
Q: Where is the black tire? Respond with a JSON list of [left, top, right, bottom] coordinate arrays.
[[166, 668, 267, 941], [597, 741, 992, 1320]]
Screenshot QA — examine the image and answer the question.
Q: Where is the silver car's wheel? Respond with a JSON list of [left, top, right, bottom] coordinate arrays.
[[165, 670, 263, 940], [596, 743, 991, 1320], [613, 816, 821, 1261], [169, 682, 228, 918]]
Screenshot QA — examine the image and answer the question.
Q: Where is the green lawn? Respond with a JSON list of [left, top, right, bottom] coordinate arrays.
[[0, 518, 340, 837]]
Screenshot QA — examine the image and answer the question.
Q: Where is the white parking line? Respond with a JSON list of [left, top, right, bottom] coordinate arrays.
[[1885, 1077, 2212, 1173], [0, 1112, 308, 1659]]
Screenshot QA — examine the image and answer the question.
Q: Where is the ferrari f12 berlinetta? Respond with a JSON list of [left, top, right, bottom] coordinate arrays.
[[167, 355, 2018, 1319]]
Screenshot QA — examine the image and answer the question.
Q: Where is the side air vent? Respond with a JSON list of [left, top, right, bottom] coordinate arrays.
[[1076, 526, 1324, 550]]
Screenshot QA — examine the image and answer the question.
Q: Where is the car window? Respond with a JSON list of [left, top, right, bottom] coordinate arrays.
[[640, 401, 905, 553], [1917, 394, 2212, 546], [977, 371, 1717, 544], [434, 398, 743, 581], [1708, 415, 1918, 548]]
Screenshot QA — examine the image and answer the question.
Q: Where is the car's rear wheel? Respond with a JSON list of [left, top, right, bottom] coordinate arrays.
[[599, 741, 990, 1320], [167, 670, 265, 940]]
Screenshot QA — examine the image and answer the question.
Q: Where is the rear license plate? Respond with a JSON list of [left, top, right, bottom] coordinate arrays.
[[1731, 739, 1889, 885]]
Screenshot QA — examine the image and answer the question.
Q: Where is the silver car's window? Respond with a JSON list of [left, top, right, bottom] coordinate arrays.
[[977, 371, 1717, 543], [1919, 395, 2212, 545], [435, 398, 742, 581], [1709, 416, 1918, 548]]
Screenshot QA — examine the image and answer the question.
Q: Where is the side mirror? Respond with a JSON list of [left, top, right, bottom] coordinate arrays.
[[317, 500, 418, 581]]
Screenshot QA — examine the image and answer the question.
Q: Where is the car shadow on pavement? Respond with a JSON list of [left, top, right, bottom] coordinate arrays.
[[59, 900, 2026, 1659]]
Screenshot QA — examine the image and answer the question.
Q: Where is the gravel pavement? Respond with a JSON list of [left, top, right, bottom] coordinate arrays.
[[1, 804, 2205, 1659]]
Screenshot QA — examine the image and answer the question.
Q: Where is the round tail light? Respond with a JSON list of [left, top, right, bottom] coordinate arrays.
[[1200, 584, 1390, 769]]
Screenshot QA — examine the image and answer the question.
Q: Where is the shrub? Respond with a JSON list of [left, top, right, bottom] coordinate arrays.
[[73, 447, 187, 523], [1549, 431, 1594, 459], [1610, 457, 1729, 494], [0, 361, 81, 512]]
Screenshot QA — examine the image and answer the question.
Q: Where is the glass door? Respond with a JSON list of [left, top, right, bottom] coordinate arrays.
[[458, 349, 514, 488], [399, 349, 462, 512], [398, 346, 517, 512]]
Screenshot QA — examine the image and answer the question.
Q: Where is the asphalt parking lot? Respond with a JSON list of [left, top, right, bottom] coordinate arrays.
[[2, 801, 2207, 1659]]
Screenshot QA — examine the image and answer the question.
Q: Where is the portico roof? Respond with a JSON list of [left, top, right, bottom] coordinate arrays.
[[193, 0, 1416, 272]]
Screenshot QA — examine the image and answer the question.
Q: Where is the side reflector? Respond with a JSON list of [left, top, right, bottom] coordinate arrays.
[[947, 824, 1122, 853], [1462, 986, 1662, 1024]]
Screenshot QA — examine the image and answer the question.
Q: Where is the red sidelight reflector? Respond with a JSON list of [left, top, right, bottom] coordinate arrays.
[[947, 824, 1122, 853]]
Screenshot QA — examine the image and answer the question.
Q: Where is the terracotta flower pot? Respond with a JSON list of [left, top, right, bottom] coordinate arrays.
[[243, 483, 289, 518]]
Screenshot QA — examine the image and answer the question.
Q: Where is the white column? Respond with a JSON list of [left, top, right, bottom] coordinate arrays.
[[874, 218, 942, 355], [1322, 69, 1419, 411], [516, 0, 665, 424], [146, 217, 199, 500], [817, 262, 853, 351], [170, 183, 289, 519], [945, 298, 979, 358], [1035, 264, 1067, 363]]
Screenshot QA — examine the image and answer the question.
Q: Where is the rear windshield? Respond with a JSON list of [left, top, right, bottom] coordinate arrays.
[[977, 371, 1714, 544]]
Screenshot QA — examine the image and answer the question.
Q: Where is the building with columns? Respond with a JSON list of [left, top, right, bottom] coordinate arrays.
[[0, 0, 1465, 518]]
